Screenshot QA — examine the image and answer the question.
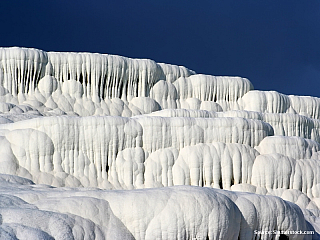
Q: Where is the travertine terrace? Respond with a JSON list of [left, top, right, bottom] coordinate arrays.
[[0, 47, 319, 239]]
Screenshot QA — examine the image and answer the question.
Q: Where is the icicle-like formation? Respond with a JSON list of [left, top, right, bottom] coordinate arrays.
[[0, 47, 48, 95], [289, 95, 320, 119], [0, 47, 257, 116], [173, 75, 253, 101], [134, 116, 273, 151], [0, 115, 272, 188], [239, 90, 291, 113], [1, 47, 320, 237], [252, 153, 320, 198], [262, 113, 320, 142], [149, 75, 247, 111], [239, 90, 320, 120], [171, 143, 258, 189], [47, 51, 165, 100], [216, 111, 320, 143], [144, 108, 218, 118], [217, 110, 264, 120], [0, 47, 195, 100], [255, 136, 320, 160], [109, 142, 258, 190], [143, 109, 320, 144]]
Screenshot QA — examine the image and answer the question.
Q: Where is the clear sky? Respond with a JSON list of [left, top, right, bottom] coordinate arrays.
[[1, 1, 320, 97]]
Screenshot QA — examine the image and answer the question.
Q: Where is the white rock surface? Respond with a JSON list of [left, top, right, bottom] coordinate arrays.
[[0, 175, 313, 240], [0, 47, 319, 239]]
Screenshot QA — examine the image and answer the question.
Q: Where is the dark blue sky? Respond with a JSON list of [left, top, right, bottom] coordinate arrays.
[[1, 1, 320, 97]]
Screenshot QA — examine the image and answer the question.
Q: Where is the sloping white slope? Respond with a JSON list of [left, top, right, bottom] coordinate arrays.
[[0, 175, 313, 240], [0, 47, 320, 239]]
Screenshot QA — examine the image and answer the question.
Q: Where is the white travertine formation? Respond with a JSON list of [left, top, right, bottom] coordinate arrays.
[[172, 74, 252, 110], [255, 136, 320, 159], [0, 47, 194, 99], [0, 175, 313, 240], [262, 113, 320, 142], [252, 153, 320, 197], [0, 47, 319, 239], [0, 47, 255, 117], [289, 95, 320, 119], [171, 143, 258, 189], [146, 109, 320, 143], [240, 90, 320, 119], [239, 90, 291, 113], [0, 115, 272, 190], [143, 143, 258, 190]]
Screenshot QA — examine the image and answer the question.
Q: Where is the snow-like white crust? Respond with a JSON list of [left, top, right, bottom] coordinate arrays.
[[0, 176, 311, 240], [0, 47, 319, 239]]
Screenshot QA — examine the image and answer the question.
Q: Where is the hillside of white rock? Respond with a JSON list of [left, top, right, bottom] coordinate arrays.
[[0, 47, 319, 239]]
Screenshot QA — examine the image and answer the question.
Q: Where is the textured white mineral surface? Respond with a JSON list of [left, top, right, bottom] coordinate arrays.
[[0, 47, 319, 239]]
